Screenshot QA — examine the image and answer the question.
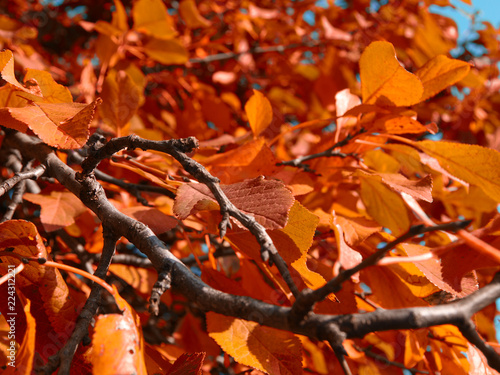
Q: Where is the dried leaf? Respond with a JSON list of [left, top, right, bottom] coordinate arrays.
[[360, 41, 423, 106], [174, 177, 294, 230], [24, 190, 88, 232]]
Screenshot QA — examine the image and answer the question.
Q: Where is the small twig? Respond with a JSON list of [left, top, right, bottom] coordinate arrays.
[[458, 320, 500, 370], [39, 228, 118, 375], [150, 263, 173, 315], [0, 163, 46, 197], [277, 128, 366, 172], [69, 150, 175, 202], [188, 40, 322, 64], [80, 135, 300, 297], [289, 220, 471, 324], [356, 345, 430, 374]]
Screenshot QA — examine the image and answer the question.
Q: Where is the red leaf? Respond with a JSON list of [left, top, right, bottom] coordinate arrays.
[[167, 352, 206, 375], [24, 189, 88, 232], [173, 177, 294, 230]]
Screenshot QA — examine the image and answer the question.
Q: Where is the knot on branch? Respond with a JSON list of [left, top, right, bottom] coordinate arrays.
[[175, 136, 199, 154]]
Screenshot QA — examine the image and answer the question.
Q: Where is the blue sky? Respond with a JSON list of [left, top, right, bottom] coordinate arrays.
[[430, 0, 500, 54]]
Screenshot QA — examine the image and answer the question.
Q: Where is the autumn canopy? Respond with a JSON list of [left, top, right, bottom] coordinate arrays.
[[1, 0, 500, 374]]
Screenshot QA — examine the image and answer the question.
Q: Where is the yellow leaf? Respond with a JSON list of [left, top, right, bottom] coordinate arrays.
[[359, 175, 411, 235], [112, 0, 128, 32], [132, 0, 176, 39], [416, 55, 471, 102], [144, 38, 188, 65], [416, 140, 500, 203], [245, 89, 273, 137], [179, 0, 211, 28], [280, 201, 319, 257], [207, 312, 303, 375], [24, 69, 73, 103], [360, 41, 423, 107]]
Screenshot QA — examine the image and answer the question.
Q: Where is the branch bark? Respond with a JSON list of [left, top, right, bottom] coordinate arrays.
[[6, 131, 500, 373]]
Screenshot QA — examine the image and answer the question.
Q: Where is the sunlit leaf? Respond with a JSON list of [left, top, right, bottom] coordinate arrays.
[[144, 38, 188, 65], [360, 41, 423, 106], [132, 0, 176, 39], [0, 98, 101, 149], [359, 174, 411, 235], [179, 0, 211, 28], [207, 312, 302, 375], [174, 177, 294, 229], [416, 55, 471, 101], [415, 140, 500, 203], [90, 287, 147, 375], [245, 89, 273, 137], [23, 189, 88, 232]]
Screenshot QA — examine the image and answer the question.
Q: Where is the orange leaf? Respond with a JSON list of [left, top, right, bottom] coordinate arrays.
[[132, 0, 176, 39], [204, 138, 281, 184], [24, 189, 88, 232], [358, 174, 411, 235], [415, 140, 500, 203], [167, 352, 205, 375], [109, 264, 158, 299], [415, 55, 471, 102], [90, 287, 147, 375], [207, 312, 302, 375], [399, 243, 478, 297], [179, 0, 211, 29], [144, 38, 188, 65], [360, 41, 423, 106], [100, 70, 142, 135], [121, 207, 178, 235], [0, 98, 101, 149], [375, 172, 433, 202], [0, 50, 33, 93], [280, 201, 319, 260], [0, 221, 80, 342], [331, 219, 362, 271], [372, 114, 432, 134], [333, 214, 381, 246], [23, 69, 73, 103], [245, 89, 273, 137], [174, 177, 294, 230]]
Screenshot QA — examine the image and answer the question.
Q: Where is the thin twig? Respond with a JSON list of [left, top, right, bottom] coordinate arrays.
[[289, 220, 471, 324], [40, 228, 118, 375], [277, 128, 366, 172], [80, 135, 300, 297]]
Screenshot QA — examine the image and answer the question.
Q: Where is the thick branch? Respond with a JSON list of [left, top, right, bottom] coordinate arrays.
[[6, 131, 500, 372]]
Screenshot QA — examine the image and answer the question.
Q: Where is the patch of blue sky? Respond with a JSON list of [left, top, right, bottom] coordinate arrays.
[[429, 0, 500, 57], [66, 5, 87, 19]]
